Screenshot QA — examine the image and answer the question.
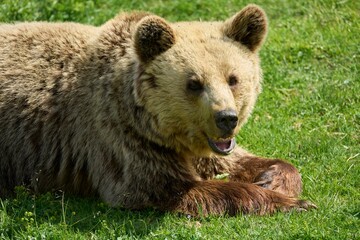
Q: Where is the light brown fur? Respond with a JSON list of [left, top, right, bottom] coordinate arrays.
[[0, 5, 315, 216]]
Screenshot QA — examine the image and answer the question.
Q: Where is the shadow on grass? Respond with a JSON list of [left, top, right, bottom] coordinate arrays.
[[0, 187, 166, 238]]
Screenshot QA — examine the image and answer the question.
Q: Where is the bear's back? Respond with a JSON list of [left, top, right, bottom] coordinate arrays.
[[0, 22, 98, 111], [0, 22, 100, 196], [0, 22, 97, 82]]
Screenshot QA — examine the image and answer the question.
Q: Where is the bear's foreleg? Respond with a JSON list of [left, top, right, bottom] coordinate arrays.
[[162, 180, 314, 216], [224, 147, 303, 198], [195, 146, 305, 198]]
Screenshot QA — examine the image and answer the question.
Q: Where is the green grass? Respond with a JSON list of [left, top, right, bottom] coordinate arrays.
[[0, 0, 359, 239]]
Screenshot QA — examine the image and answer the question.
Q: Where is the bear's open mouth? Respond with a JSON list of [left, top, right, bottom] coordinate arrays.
[[208, 137, 236, 155]]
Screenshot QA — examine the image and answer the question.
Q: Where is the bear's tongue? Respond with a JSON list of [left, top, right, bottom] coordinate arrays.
[[214, 141, 231, 151], [208, 138, 236, 155]]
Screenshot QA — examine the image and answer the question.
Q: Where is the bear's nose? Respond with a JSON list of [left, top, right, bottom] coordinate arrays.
[[215, 110, 238, 133]]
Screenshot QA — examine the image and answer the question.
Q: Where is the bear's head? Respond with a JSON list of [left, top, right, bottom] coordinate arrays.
[[133, 5, 268, 157]]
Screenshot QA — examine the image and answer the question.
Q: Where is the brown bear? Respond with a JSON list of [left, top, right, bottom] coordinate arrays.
[[0, 4, 315, 216]]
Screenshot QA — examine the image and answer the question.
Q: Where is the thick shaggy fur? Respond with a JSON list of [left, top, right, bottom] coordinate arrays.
[[0, 5, 315, 215]]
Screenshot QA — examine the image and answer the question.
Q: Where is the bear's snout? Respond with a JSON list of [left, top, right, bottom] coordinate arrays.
[[215, 110, 238, 135]]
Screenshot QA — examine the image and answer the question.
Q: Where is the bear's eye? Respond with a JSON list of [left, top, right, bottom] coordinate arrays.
[[228, 74, 238, 87], [187, 80, 204, 93]]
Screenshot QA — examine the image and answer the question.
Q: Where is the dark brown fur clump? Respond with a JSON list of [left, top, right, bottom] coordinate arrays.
[[0, 5, 315, 216]]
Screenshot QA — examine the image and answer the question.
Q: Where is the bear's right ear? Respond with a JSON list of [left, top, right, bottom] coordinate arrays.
[[223, 4, 268, 52], [134, 16, 176, 63]]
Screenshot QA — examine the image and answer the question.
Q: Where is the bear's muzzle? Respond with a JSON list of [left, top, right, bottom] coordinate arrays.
[[215, 110, 238, 136]]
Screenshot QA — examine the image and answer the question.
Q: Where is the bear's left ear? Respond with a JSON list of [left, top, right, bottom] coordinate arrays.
[[134, 16, 176, 63], [223, 4, 268, 52]]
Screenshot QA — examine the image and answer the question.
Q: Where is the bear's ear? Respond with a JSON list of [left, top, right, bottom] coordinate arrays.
[[134, 16, 176, 63], [223, 4, 268, 52]]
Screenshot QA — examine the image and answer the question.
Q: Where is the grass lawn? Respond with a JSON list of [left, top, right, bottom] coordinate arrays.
[[0, 0, 359, 239]]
